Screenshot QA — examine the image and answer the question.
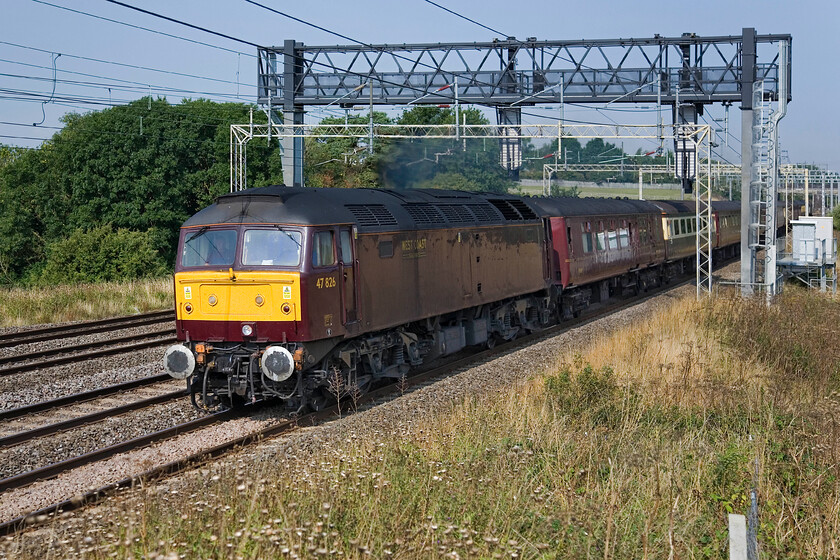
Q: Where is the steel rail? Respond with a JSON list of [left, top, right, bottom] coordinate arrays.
[[0, 389, 187, 450], [0, 327, 175, 366], [0, 336, 177, 377], [0, 310, 174, 347], [0, 374, 172, 421], [0, 409, 239, 494], [0, 312, 175, 348]]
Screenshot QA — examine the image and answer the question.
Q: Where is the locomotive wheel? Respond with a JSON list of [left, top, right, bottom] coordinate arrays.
[[308, 389, 333, 412]]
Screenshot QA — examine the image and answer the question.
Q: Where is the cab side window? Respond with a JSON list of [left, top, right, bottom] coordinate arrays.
[[312, 231, 336, 267], [339, 230, 353, 264]]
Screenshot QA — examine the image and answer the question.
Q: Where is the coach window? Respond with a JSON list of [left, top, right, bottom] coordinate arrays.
[[312, 231, 336, 267], [619, 227, 630, 248], [581, 232, 594, 253], [596, 224, 603, 250]]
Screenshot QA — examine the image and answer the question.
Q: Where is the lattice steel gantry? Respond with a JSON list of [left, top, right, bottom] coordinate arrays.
[[247, 29, 792, 299], [257, 30, 790, 186]]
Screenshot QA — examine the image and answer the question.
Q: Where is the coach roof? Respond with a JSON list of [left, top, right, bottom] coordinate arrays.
[[525, 196, 664, 217]]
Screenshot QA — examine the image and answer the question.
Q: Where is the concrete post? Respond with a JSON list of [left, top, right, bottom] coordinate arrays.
[[729, 514, 748, 560]]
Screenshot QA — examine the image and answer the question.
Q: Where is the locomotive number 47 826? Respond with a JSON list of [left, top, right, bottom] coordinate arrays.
[[316, 276, 337, 289]]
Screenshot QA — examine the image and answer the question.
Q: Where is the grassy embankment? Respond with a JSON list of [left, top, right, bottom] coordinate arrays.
[[0, 277, 172, 327], [10, 287, 840, 559]]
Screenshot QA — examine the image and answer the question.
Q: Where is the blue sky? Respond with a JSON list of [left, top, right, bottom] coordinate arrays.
[[2, 0, 838, 172]]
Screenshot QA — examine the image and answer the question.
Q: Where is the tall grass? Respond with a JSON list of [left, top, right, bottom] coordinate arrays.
[[0, 277, 172, 327], [5, 287, 839, 558]]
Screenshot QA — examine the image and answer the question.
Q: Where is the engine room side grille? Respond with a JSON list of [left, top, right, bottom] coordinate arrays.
[[345, 204, 398, 228], [438, 204, 475, 224], [403, 203, 444, 226], [466, 204, 502, 223]]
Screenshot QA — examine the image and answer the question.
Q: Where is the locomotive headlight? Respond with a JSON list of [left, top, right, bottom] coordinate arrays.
[[241, 324, 253, 337], [163, 344, 195, 379], [261, 346, 295, 382]]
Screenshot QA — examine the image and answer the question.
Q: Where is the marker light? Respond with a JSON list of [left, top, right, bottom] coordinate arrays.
[[241, 324, 253, 337]]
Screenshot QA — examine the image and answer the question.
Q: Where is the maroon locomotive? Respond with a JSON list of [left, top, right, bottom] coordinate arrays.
[[163, 186, 740, 411]]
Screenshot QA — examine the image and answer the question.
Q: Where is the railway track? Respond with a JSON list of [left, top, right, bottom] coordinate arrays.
[[0, 318, 176, 376], [0, 373, 188, 493], [0, 403, 221, 495], [0, 310, 174, 349], [0, 373, 172, 422], [0, 384, 186, 451], [0, 276, 692, 536]]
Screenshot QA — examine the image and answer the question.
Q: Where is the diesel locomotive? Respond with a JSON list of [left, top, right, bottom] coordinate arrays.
[[163, 186, 741, 411]]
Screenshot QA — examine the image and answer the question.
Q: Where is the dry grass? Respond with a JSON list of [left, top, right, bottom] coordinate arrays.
[[4, 287, 839, 559], [0, 277, 172, 327]]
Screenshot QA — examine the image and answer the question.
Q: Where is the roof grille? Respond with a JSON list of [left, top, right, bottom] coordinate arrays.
[[487, 199, 524, 220], [507, 199, 538, 220], [403, 203, 444, 226], [466, 204, 501, 223], [438, 204, 475, 224], [345, 204, 398, 228]]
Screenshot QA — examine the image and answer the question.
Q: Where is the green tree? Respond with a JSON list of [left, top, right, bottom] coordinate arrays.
[[0, 147, 47, 283], [0, 145, 27, 169], [37, 224, 168, 285], [0, 97, 282, 283]]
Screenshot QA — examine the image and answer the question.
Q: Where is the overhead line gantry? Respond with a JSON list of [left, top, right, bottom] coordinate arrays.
[[254, 28, 791, 297]]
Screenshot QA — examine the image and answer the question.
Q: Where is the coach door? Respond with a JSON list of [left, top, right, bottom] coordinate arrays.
[[338, 228, 359, 333]]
